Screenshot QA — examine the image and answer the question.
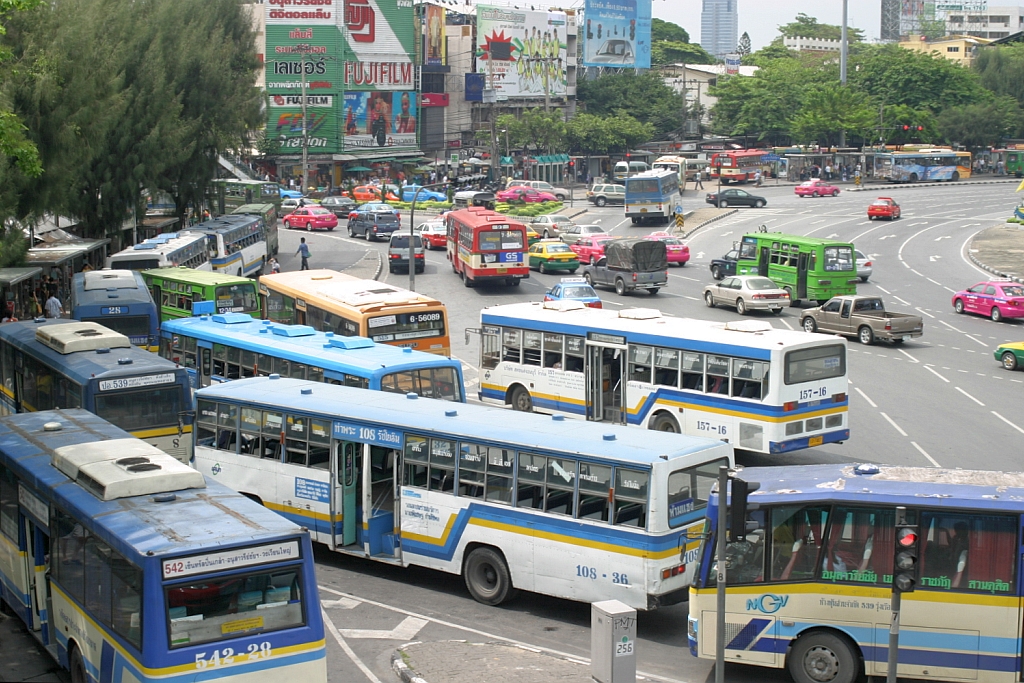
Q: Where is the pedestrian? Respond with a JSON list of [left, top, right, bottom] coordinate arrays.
[[296, 238, 311, 271], [2, 302, 17, 323], [269, 257, 281, 274], [753, 169, 762, 187], [45, 290, 63, 319], [693, 171, 704, 189], [825, 163, 832, 181]]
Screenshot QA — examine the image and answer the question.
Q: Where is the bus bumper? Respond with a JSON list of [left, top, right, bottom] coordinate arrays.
[[647, 585, 689, 610], [769, 428, 849, 454], [687, 616, 698, 657]]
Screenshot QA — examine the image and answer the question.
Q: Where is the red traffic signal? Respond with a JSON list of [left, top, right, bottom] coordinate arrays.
[[902, 125, 910, 131], [568, 160, 575, 168], [897, 527, 918, 548], [917, 125, 924, 131]]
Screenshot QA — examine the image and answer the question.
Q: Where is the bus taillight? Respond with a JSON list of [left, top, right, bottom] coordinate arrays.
[[832, 393, 846, 403], [783, 401, 798, 411]]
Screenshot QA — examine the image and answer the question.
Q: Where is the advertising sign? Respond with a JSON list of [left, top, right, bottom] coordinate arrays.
[[581, 0, 651, 69], [725, 54, 740, 75], [425, 4, 447, 66], [343, 90, 418, 149], [476, 5, 567, 99], [267, 0, 338, 25]]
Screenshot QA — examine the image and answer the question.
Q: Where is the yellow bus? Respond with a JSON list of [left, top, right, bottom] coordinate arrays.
[[257, 270, 451, 356]]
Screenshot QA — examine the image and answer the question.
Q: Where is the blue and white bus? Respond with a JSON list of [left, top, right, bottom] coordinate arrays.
[[0, 320, 194, 462], [190, 215, 268, 278], [70, 270, 159, 351], [689, 463, 1024, 683], [625, 169, 681, 225], [0, 409, 326, 683], [159, 313, 464, 400], [107, 232, 212, 272], [194, 376, 734, 610], [875, 149, 972, 183], [478, 301, 849, 454]]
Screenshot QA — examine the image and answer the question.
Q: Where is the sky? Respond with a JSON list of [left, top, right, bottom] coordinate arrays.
[[658, 0, 883, 51]]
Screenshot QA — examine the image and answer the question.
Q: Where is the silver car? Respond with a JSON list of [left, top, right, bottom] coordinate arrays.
[[531, 215, 574, 239], [559, 224, 606, 244], [703, 276, 790, 315], [855, 249, 873, 282]]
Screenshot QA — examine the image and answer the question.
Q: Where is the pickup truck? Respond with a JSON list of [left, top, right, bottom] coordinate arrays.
[[583, 238, 667, 295], [800, 295, 924, 345]]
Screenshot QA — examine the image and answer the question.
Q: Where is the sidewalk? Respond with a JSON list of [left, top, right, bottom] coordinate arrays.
[[969, 223, 1024, 284]]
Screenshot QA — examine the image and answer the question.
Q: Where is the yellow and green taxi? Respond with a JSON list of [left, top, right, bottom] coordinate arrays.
[[995, 341, 1024, 371], [525, 225, 541, 246], [527, 239, 580, 274]]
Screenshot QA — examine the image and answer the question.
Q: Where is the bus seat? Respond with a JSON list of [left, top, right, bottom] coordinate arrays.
[[545, 490, 571, 515], [578, 498, 608, 520], [614, 503, 644, 527]]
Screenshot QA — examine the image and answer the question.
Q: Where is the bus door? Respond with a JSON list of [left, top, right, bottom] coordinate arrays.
[[364, 442, 401, 560], [797, 253, 809, 299], [758, 246, 769, 278], [198, 341, 213, 387], [585, 341, 626, 424], [332, 440, 361, 548], [19, 487, 52, 647]]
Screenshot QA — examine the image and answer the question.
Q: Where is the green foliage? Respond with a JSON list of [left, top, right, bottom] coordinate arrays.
[[566, 111, 653, 155], [873, 104, 940, 145], [496, 201, 564, 216], [651, 40, 716, 66], [651, 18, 689, 44], [736, 32, 751, 57], [777, 13, 864, 42], [789, 84, 876, 147], [937, 97, 1023, 147], [743, 44, 798, 66], [918, 19, 947, 41], [496, 107, 566, 154], [577, 71, 683, 138], [0, 226, 27, 268], [974, 44, 1024, 108], [848, 44, 987, 112]]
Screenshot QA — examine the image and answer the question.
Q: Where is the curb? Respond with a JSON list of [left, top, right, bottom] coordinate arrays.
[[391, 647, 430, 683], [848, 178, 1019, 192], [681, 209, 738, 240], [967, 226, 1024, 284]]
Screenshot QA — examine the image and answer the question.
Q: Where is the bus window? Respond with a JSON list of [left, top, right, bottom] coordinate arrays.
[[918, 512, 1016, 593], [543, 333, 563, 369], [706, 355, 730, 395], [404, 435, 429, 488], [196, 399, 217, 447], [682, 352, 704, 391], [565, 336, 584, 373], [577, 463, 611, 521], [0, 465, 18, 540], [285, 415, 308, 465], [545, 457, 577, 515], [821, 507, 895, 584], [785, 344, 845, 384], [628, 346, 653, 383], [429, 438, 456, 492], [502, 329, 522, 363], [481, 327, 501, 370], [731, 359, 767, 400], [769, 505, 830, 582], [94, 385, 183, 434], [614, 467, 649, 527], [217, 284, 258, 315], [822, 246, 853, 272], [654, 348, 679, 387], [522, 331, 542, 366], [720, 508, 766, 584]]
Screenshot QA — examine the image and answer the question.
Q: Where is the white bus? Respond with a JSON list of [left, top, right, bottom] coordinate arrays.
[[191, 214, 268, 277], [193, 376, 734, 610], [108, 231, 212, 271], [477, 301, 850, 455], [653, 155, 709, 184]]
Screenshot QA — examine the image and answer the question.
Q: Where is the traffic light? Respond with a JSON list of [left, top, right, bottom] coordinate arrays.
[[568, 160, 575, 170], [916, 126, 924, 131], [629, 19, 635, 40], [728, 476, 760, 543], [893, 506, 919, 593], [902, 125, 910, 131]]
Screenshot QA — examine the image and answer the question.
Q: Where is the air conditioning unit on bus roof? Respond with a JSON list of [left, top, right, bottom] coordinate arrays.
[[36, 322, 132, 355]]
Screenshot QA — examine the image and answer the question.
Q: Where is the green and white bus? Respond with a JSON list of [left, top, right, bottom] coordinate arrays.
[[142, 267, 261, 322], [735, 230, 858, 305]]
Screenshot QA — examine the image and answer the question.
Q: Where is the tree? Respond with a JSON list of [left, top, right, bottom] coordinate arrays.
[[937, 97, 1023, 147], [777, 13, 864, 42], [736, 32, 751, 57], [651, 40, 716, 66], [565, 112, 652, 156], [651, 18, 689, 44], [496, 108, 566, 154], [743, 43, 797, 66], [577, 72, 684, 138], [0, 0, 42, 183], [849, 44, 987, 112], [974, 43, 1024, 108], [789, 84, 876, 147]]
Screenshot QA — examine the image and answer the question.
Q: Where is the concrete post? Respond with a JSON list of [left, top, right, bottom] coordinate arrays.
[[591, 599, 636, 683]]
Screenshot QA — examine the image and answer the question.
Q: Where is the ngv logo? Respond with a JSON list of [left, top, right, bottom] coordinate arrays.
[[746, 594, 788, 614]]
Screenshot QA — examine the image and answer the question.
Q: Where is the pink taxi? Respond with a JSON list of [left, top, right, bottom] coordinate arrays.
[[952, 280, 1024, 322], [644, 231, 690, 267]]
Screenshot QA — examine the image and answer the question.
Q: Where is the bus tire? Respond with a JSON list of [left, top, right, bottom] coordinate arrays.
[[507, 278, 520, 287], [463, 274, 474, 288], [909, 173, 919, 183], [784, 287, 799, 307], [69, 644, 87, 683], [510, 386, 533, 412], [787, 631, 860, 683], [951, 172, 960, 181], [463, 546, 514, 606], [650, 413, 679, 433]]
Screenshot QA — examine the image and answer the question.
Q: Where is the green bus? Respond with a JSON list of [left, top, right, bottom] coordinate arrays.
[[736, 230, 858, 304], [210, 179, 282, 213], [232, 203, 280, 255], [142, 267, 261, 322]]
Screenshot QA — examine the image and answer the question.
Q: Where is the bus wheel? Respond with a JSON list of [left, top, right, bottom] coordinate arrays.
[[507, 278, 520, 287], [650, 413, 679, 433], [69, 645, 87, 683], [909, 173, 919, 183], [463, 274, 474, 288], [510, 386, 533, 412], [952, 172, 960, 181], [787, 631, 859, 683], [464, 546, 514, 606], [784, 287, 799, 307]]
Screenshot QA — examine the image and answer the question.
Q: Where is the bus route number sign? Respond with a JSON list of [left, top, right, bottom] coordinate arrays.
[[101, 307, 124, 315], [98, 373, 176, 392], [332, 421, 404, 448]]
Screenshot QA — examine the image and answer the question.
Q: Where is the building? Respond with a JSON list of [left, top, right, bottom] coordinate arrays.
[[700, 0, 738, 60], [944, 5, 1024, 39], [898, 34, 991, 66], [660, 63, 758, 129], [880, 0, 900, 41], [782, 36, 843, 53]]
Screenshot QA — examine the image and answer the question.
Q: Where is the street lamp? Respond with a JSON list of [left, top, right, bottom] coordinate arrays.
[[406, 181, 450, 291]]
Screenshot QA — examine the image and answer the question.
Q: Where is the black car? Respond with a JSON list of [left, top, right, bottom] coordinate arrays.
[[709, 248, 739, 280], [705, 189, 767, 208], [320, 195, 356, 217], [348, 211, 401, 241]]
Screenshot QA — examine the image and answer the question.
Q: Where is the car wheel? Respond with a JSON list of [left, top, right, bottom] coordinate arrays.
[[860, 276, 869, 282], [596, 197, 607, 207], [511, 386, 533, 412], [992, 307, 1003, 322], [868, 215, 875, 220], [348, 225, 356, 237], [1002, 351, 1019, 371], [787, 631, 859, 683], [954, 299, 965, 314], [463, 547, 515, 606], [802, 317, 817, 333], [306, 224, 312, 232], [614, 278, 626, 296], [283, 221, 291, 229], [832, 190, 839, 197], [719, 200, 728, 208], [539, 261, 547, 274], [736, 298, 747, 315], [583, 272, 594, 285], [648, 288, 659, 295], [858, 326, 874, 345], [754, 200, 765, 208], [556, 194, 566, 201], [711, 265, 723, 280], [705, 291, 715, 308]]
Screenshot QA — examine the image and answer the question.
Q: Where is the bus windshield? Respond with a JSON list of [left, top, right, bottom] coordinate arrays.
[[95, 385, 183, 431], [380, 366, 462, 401], [478, 230, 523, 251]]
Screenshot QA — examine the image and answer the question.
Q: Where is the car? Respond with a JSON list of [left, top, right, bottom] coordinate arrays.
[[952, 280, 1024, 322], [570, 234, 616, 264], [867, 197, 901, 220], [348, 201, 399, 221], [586, 183, 626, 207], [703, 276, 790, 315], [347, 210, 401, 241], [709, 249, 739, 280], [705, 189, 767, 208], [351, 185, 399, 202], [794, 179, 841, 197], [559, 224, 606, 244], [994, 341, 1024, 371], [319, 196, 357, 217], [416, 221, 447, 250], [524, 225, 542, 246], [530, 215, 574, 239], [507, 180, 569, 201], [543, 277, 602, 308], [282, 207, 337, 231], [401, 184, 447, 203], [644, 232, 690, 267], [496, 187, 558, 203], [281, 197, 302, 211], [589, 39, 634, 64], [527, 239, 580, 274], [855, 249, 873, 282], [279, 186, 304, 199], [388, 233, 425, 274]]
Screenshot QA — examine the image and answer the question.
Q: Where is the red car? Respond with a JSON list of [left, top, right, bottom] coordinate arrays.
[[644, 232, 690, 267], [794, 179, 840, 197], [952, 281, 1024, 322], [283, 207, 338, 231], [496, 187, 558, 203], [867, 197, 901, 220], [417, 221, 447, 250], [570, 234, 616, 264]]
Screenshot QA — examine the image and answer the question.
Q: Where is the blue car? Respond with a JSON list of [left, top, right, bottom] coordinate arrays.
[[279, 186, 304, 199], [543, 277, 602, 308], [401, 185, 447, 203]]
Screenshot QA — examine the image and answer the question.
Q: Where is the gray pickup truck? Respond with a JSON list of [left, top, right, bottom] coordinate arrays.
[[800, 295, 924, 345], [583, 238, 667, 295]]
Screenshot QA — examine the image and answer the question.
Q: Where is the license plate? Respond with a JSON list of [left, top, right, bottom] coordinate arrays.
[[902, 335, 910, 342], [809, 435, 823, 447], [497, 268, 507, 274]]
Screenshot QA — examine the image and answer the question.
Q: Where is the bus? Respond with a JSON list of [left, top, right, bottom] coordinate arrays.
[[992, 147, 1024, 177], [688, 463, 1024, 683], [143, 267, 261, 322], [233, 203, 280, 256], [159, 313, 464, 400], [733, 231, 858, 304], [193, 376, 734, 610], [709, 149, 765, 183], [874, 149, 972, 183], [70, 270, 159, 351], [210, 178, 283, 213], [259, 270, 451, 356], [477, 301, 849, 455], [0, 320, 193, 462], [108, 232, 213, 272], [446, 207, 529, 288], [624, 169, 682, 225], [652, 155, 709, 184], [189, 214, 268, 278], [0, 409, 326, 683]]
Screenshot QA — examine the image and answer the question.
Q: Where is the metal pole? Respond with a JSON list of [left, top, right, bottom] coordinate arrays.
[[301, 48, 308, 195], [886, 590, 901, 683], [839, 0, 849, 148], [487, 53, 499, 182], [715, 466, 728, 683], [407, 181, 449, 292]]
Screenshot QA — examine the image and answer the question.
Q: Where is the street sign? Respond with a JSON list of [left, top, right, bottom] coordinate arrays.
[[760, 154, 781, 162], [450, 153, 459, 164], [674, 205, 683, 215], [675, 214, 684, 229]]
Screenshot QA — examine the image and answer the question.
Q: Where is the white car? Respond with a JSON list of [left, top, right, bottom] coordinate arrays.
[[703, 276, 791, 315]]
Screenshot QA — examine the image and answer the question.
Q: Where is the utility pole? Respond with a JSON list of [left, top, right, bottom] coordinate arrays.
[[714, 466, 728, 683], [295, 43, 311, 194], [838, 0, 849, 148], [487, 51, 499, 181]]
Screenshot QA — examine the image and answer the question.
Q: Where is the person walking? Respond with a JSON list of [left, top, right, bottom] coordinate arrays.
[[44, 290, 64, 319], [296, 238, 311, 271], [693, 170, 704, 190]]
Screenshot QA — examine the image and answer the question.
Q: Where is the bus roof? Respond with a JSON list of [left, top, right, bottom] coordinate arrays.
[[109, 231, 207, 258], [72, 270, 153, 308], [729, 463, 1024, 513], [233, 203, 276, 214], [142, 266, 254, 287], [627, 169, 678, 180], [161, 314, 460, 377], [0, 410, 302, 559], [481, 302, 831, 360], [188, 214, 261, 235], [743, 232, 854, 248], [260, 269, 441, 311], [198, 376, 732, 466]]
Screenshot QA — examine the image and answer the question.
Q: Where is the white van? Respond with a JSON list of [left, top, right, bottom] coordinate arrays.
[[613, 160, 650, 181]]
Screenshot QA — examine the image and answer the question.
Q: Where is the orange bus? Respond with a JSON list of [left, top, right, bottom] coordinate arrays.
[[446, 207, 529, 288], [257, 270, 451, 355], [709, 149, 765, 183]]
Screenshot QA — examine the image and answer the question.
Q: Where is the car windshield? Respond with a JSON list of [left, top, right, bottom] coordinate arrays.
[[563, 286, 597, 298], [855, 250, 866, 260], [549, 216, 570, 223], [545, 244, 571, 253], [1002, 285, 1024, 297], [801, 181, 816, 186], [661, 238, 684, 245], [310, 208, 332, 215], [745, 278, 778, 290], [582, 226, 605, 233]]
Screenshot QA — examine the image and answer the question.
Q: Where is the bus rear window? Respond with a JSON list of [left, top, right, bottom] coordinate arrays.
[[216, 285, 259, 314], [785, 344, 845, 385], [823, 246, 854, 272], [626, 179, 659, 193], [478, 230, 523, 251], [367, 311, 445, 343], [380, 366, 462, 401], [82, 316, 152, 339], [166, 567, 305, 648], [111, 258, 160, 271], [95, 385, 183, 431]]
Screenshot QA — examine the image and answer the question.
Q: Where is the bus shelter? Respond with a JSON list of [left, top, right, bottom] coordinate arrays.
[[25, 238, 110, 304], [0, 267, 42, 320]]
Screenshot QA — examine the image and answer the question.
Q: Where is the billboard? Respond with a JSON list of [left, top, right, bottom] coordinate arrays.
[[581, 0, 651, 69], [343, 90, 418, 149], [476, 5, 568, 99], [425, 4, 446, 66]]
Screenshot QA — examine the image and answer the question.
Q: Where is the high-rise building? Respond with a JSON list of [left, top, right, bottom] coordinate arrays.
[[880, 0, 901, 41], [700, 0, 739, 60]]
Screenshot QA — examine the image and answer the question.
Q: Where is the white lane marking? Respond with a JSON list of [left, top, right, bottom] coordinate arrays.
[[854, 387, 877, 408], [923, 365, 949, 382], [876, 286, 892, 295], [912, 441, 940, 467], [910, 268, 923, 276], [955, 387, 985, 406], [893, 296, 911, 306], [960, 228, 993, 278], [451, 354, 479, 374], [880, 412, 908, 437], [964, 334, 989, 348], [898, 348, 919, 363], [341, 616, 429, 640], [939, 320, 964, 334], [927, 277, 942, 286], [323, 597, 362, 609], [915, 307, 935, 319], [321, 606, 385, 683], [992, 411, 1024, 434], [778, 318, 793, 330]]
